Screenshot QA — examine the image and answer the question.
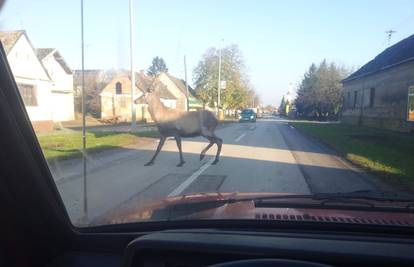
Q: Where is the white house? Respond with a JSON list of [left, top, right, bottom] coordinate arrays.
[[0, 30, 54, 132], [36, 48, 75, 122]]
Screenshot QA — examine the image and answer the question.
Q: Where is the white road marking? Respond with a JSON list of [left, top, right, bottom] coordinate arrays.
[[234, 133, 246, 142], [168, 157, 216, 197], [289, 125, 294, 129]]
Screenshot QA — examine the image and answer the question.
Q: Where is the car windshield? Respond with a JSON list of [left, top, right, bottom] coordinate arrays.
[[1, 0, 414, 228]]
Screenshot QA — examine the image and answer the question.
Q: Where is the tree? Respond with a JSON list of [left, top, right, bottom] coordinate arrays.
[[193, 44, 254, 110], [279, 96, 286, 115], [147, 56, 168, 76], [295, 63, 318, 117], [73, 69, 118, 118], [295, 60, 349, 120]]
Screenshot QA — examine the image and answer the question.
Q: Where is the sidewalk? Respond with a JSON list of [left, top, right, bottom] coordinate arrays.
[[62, 121, 157, 132], [48, 137, 157, 184]]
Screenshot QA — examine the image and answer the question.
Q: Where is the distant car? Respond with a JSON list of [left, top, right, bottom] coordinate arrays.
[[239, 109, 256, 122]]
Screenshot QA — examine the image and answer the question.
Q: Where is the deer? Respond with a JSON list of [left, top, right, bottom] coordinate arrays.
[[135, 75, 222, 167]]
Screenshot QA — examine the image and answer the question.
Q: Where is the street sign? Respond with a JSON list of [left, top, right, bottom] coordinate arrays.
[[220, 80, 226, 89]]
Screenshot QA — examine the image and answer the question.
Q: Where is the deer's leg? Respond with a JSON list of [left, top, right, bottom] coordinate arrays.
[[175, 135, 185, 167], [145, 136, 166, 166], [200, 138, 214, 161], [212, 135, 223, 165], [201, 128, 223, 165]]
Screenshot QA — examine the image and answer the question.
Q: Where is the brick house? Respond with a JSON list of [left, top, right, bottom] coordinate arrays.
[[342, 34, 414, 132]]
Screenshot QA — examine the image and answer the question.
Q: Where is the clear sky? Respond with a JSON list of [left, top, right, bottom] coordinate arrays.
[[1, 0, 413, 105]]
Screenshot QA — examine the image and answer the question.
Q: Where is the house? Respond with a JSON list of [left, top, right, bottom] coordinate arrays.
[[341, 34, 414, 132], [157, 72, 203, 111], [36, 48, 74, 122], [0, 30, 54, 132], [100, 72, 176, 122], [73, 69, 113, 118]]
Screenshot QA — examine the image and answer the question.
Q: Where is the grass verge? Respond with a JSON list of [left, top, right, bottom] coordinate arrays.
[[37, 130, 159, 161], [290, 122, 414, 190]]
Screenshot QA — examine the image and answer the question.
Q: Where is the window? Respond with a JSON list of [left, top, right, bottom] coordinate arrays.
[[408, 86, 414, 121], [369, 88, 375, 108], [347, 92, 351, 108], [17, 83, 37, 106], [353, 91, 358, 109], [116, 82, 122, 94]]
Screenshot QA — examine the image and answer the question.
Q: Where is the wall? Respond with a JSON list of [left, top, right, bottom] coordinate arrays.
[[101, 94, 133, 121], [14, 78, 53, 121], [7, 35, 54, 129], [42, 52, 75, 121], [42, 53, 73, 92], [342, 61, 414, 132], [100, 74, 136, 120], [7, 35, 50, 81], [51, 91, 74, 122]]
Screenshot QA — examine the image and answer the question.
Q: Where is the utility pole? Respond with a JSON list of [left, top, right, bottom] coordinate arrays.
[[129, 0, 136, 131], [184, 55, 189, 111], [80, 0, 88, 222], [217, 39, 223, 112], [252, 95, 255, 108], [386, 30, 396, 46]]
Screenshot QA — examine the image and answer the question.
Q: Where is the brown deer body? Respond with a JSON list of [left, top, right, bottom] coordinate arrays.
[[136, 79, 222, 167]]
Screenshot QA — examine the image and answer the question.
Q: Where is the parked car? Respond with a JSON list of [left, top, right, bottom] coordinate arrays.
[[239, 109, 256, 122]]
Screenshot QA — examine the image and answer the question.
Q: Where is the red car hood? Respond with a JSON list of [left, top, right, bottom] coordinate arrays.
[[94, 192, 414, 227]]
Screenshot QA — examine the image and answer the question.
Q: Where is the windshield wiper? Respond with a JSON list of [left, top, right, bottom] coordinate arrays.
[[152, 191, 414, 220], [311, 190, 414, 202], [254, 190, 414, 212]]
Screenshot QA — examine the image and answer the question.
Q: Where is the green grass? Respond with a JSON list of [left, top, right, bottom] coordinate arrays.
[[37, 130, 159, 161], [291, 122, 414, 190]]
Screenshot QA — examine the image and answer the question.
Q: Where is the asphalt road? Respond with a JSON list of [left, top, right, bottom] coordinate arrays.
[[51, 117, 382, 224]]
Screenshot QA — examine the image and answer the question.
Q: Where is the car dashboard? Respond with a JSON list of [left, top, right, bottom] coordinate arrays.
[[50, 228, 414, 267]]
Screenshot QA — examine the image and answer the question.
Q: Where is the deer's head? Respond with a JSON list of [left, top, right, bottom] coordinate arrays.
[[134, 75, 159, 105]]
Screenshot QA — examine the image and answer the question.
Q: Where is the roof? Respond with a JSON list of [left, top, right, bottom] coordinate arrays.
[[343, 34, 414, 82], [36, 48, 54, 60], [0, 30, 52, 81], [36, 48, 72, 75], [52, 51, 72, 74], [0, 31, 24, 54], [166, 73, 197, 97], [136, 73, 176, 100]]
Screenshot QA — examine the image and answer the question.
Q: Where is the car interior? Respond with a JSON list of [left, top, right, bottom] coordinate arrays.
[[1, 38, 414, 267], [1, 0, 414, 264]]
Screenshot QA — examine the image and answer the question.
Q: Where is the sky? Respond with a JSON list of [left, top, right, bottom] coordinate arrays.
[[0, 0, 413, 105]]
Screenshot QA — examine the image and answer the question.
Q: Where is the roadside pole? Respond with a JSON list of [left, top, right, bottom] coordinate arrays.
[[129, 0, 136, 131], [184, 55, 189, 111], [217, 40, 222, 113], [80, 0, 88, 222]]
